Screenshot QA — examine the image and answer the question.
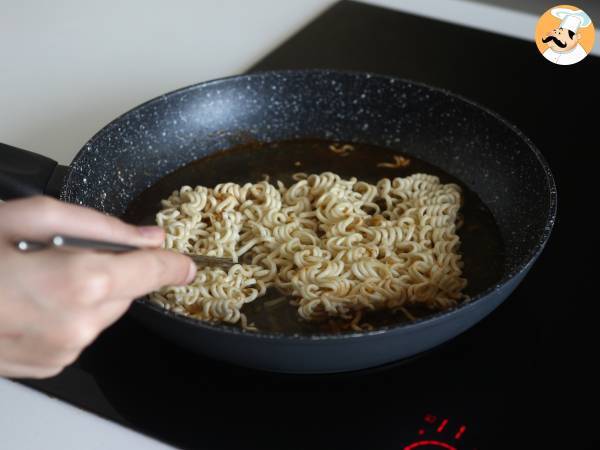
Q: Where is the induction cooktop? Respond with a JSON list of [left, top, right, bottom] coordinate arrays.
[[17, 2, 599, 449]]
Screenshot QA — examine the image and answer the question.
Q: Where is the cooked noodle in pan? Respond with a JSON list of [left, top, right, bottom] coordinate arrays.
[[150, 172, 466, 330]]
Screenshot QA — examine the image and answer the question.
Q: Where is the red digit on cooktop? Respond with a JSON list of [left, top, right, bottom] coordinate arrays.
[[454, 425, 467, 440]]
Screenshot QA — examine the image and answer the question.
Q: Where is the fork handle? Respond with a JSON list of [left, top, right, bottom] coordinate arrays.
[[17, 235, 138, 253], [53, 235, 138, 252], [16, 235, 235, 268]]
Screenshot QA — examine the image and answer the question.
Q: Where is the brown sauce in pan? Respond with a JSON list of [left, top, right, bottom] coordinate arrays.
[[124, 139, 504, 332]]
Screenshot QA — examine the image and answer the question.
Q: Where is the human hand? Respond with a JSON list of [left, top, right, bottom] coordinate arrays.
[[0, 196, 195, 378]]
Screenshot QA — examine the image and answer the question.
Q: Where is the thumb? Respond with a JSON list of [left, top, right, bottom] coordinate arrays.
[[94, 249, 197, 299]]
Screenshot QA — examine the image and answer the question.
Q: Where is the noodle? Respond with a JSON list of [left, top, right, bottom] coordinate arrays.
[[329, 144, 354, 156], [377, 155, 411, 168], [150, 172, 467, 330]]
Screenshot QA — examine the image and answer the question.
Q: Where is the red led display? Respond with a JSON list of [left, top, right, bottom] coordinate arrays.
[[424, 414, 437, 424], [436, 418, 449, 433], [412, 413, 469, 448], [404, 440, 457, 449], [454, 425, 467, 440]]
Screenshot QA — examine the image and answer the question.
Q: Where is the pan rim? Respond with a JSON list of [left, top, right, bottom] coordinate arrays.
[[63, 69, 558, 341]]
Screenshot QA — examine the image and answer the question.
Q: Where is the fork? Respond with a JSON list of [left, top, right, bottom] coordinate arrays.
[[15, 234, 235, 269]]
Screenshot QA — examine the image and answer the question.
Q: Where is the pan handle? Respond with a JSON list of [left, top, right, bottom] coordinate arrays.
[[0, 142, 69, 200]]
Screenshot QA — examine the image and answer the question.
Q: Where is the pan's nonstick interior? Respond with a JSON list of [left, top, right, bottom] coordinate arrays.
[[61, 71, 555, 336], [123, 139, 504, 333]]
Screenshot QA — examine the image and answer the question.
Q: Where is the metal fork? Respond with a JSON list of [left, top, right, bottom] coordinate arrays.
[[16, 235, 235, 269]]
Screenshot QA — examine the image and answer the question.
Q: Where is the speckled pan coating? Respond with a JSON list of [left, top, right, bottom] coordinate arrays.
[[60, 70, 556, 372]]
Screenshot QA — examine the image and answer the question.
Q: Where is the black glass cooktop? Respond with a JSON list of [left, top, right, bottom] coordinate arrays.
[[17, 1, 599, 449]]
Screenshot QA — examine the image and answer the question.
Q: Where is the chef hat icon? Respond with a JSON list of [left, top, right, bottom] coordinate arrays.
[[551, 7, 592, 33]]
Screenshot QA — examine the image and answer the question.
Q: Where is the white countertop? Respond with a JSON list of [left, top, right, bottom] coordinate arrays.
[[1, 1, 597, 448]]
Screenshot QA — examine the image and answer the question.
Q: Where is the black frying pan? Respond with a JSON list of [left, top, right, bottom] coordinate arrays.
[[0, 70, 556, 373]]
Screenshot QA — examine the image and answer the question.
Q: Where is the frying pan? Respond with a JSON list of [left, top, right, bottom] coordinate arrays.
[[0, 70, 556, 373]]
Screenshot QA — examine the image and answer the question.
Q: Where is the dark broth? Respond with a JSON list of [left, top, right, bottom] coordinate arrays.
[[124, 140, 505, 333]]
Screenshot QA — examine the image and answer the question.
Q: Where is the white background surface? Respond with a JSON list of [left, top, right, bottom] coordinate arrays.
[[1, 1, 598, 448], [3, 0, 598, 166]]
